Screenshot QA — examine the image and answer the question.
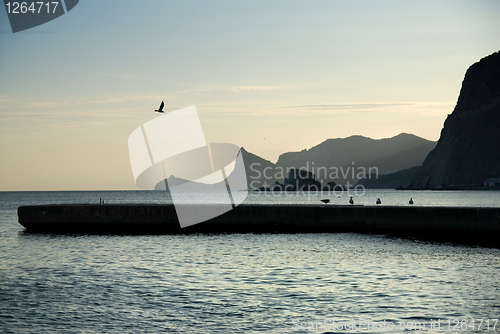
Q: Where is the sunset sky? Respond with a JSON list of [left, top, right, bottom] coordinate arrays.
[[1, 0, 499, 190]]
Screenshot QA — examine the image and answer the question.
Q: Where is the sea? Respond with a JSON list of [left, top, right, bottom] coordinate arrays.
[[1, 190, 499, 333]]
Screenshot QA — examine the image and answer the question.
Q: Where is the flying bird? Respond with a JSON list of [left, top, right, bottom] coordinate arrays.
[[349, 197, 354, 205], [320, 199, 330, 204], [155, 101, 165, 113], [376, 198, 381, 205]]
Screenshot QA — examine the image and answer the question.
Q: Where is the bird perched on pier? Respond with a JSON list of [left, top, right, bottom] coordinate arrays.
[[320, 199, 330, 204], [155, 101, 165, 113], [349, 197, 354, 205], [376, 198, 381, 205], [409, 198, 414, 205]]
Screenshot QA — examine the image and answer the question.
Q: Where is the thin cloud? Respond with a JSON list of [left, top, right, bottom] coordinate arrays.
[[87, 94, 167, 104], [200, 102, 454, 117], [278, 103, 413, 110], [230, 86, 282, 92], [55, 121, 109, 129], [0, 94, 169, 112], [173, 88, 214, 95], [266, 102, 454, 116], [173, 86, 283, 94]]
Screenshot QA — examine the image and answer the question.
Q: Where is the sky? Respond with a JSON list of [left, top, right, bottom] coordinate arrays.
[[0, 0, 499, 191]]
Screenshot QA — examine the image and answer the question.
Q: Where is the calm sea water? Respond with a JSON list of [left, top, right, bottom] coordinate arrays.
[[1, 190, 499, 333]]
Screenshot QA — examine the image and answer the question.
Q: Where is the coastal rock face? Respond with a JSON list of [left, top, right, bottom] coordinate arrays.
[[272, 181, 284, 191], [284, 168, 322, 191], [409, 51, 500, 189]]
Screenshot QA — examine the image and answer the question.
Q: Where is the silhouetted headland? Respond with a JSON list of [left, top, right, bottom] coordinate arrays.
[[409, 51, 500, 190]]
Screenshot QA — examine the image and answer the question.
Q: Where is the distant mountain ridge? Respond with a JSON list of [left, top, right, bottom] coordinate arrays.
[[240, 147, 278, 189], [153, 133, 436, 190], [274, 133, 435, 185]]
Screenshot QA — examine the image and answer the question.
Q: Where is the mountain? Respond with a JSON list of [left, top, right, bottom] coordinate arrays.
[[356, 166, 421, 189], [154, 175, 213, 190], [151, 133, 436, 190], [409, 51, 500, 189], [153, 148, 280, 191], [240, 147, 279, 189], [275, 133, 435, 185]]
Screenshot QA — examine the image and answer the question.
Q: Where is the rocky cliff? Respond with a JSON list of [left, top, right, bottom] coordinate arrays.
[[409, 51, 500, 189]]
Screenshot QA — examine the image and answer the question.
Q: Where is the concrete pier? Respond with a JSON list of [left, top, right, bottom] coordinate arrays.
[[18, 204, 500, 247]]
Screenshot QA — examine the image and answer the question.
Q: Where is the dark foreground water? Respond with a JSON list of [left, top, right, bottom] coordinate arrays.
[[1, 191, 499, 333]]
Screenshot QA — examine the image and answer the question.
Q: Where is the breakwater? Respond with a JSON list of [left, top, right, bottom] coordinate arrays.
[[17, 204, 500, 247]]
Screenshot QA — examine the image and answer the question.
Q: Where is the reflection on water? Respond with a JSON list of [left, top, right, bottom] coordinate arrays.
[[1, 191, 499, 333], [2, 189, 500, 208]]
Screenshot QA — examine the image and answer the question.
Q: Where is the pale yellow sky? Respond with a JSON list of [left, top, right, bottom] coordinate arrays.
[[1, 1, 499, 191]]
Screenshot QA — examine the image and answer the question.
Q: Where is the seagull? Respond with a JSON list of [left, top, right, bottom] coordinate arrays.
[[349, 196, 354, 205], [376, 198, 381, 205], [155, 101, 165, 113], [320, 199, 330, 204], [409, 198, 414, 205]]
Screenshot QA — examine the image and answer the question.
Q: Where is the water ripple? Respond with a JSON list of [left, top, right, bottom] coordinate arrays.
[[1, 191, 500, 333]]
